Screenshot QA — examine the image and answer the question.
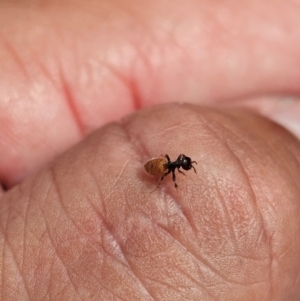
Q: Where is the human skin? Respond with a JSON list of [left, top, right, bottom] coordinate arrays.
[[0, 0, 300, 300]]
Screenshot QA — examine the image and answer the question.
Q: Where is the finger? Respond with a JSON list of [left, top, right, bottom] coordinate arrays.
[[1, 104, 299, 300], [222, 98, 300, 142], [1, 0, 300, 186]]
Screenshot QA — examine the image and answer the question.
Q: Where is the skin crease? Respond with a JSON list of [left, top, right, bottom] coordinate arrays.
[[0, 0, 300, 300]]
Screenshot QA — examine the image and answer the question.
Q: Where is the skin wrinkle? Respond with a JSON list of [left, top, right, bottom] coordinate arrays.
[[199, 114, 267, 235], [39, 209, 84, 301], [21, 174, 45, 261], [0, 212, 30, 300], [200, 113, 266, 212], [202, 112, 300, 298], [1, 229, 4, 301], [156, 213, 259, 288], [128, 75, 142, 111], [85, 261, 130, 301], [214, 128, 267, 229], [294, 268, 300, 297], [90, 211, 129, 272], [117, 221, 168, 300], [103, 290, 127, 301], [260, 288, 270, 301], [193, 112, 273, 294], [140, 275, 181, 293], [268, 233, 276, 300], [49, 153, 156, 300], [48, 172, 132, 299], [210, 120, 278, 235], [215, 111, 300, 290], [126, 43, 151, 110], [143, 263, 218, 301], [3, 287, 27, 301], [263, 132, 300, 195], [214, 181, 239, 253], [112, 243, 158, 301], [82, 172, 129, 270], [92, 59, 135, 106], [34, 56, 58, 89], [49, 275, 66, 301], [274, 132, 300, 166], [153, 224, 222, 300], [1, 37, 30, 80], [123, 241, 186, 300], [59, 74, 85, 137], [122, 218, 204, 298], [151, 192, 200, 239], [223, 125, 272, 231], [171, 266, 218, 301], [222, 108, 300, 192], [20, 184, 31, 297], [155, 121, 201, 135], [42, 169, 84, 301], [163, 187, 199, 236], [48, 165, 87, 237], [104, 159, 130, 199], [74, 8, 156, 115], [275, 242, 294, 260], [119, 118, 152, 167], [33, 233, 52, 298], [82, 163, 108, 224]]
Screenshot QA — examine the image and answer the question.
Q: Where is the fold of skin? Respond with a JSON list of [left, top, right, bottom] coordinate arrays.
[[1, 104, 299, 301]]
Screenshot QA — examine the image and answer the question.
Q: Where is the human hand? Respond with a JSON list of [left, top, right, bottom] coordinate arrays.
[[1, 0, 300, 300]]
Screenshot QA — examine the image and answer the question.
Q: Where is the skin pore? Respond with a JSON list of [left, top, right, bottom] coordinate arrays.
[[0, 0, 300, 300]]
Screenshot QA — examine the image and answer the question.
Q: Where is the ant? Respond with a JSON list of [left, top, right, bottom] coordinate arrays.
[[144, 154, 197, 191]]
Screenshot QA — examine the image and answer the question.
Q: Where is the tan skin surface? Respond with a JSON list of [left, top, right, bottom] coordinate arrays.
[[1, 105, 300, 300], [0, 0, 300, 300]]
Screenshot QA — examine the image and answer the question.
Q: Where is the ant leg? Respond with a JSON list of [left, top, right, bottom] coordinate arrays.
[[151, 170, 171, 192], [159, 170, 171, 184], [172, 169, 178, 189], [177, 168, 186, 176], [165, 154, 171, 163], [191, 165, 197, 174]]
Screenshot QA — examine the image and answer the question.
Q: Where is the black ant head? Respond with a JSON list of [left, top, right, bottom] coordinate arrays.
[[180, 155, 192, 170], [177, 154, 197, 172]]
